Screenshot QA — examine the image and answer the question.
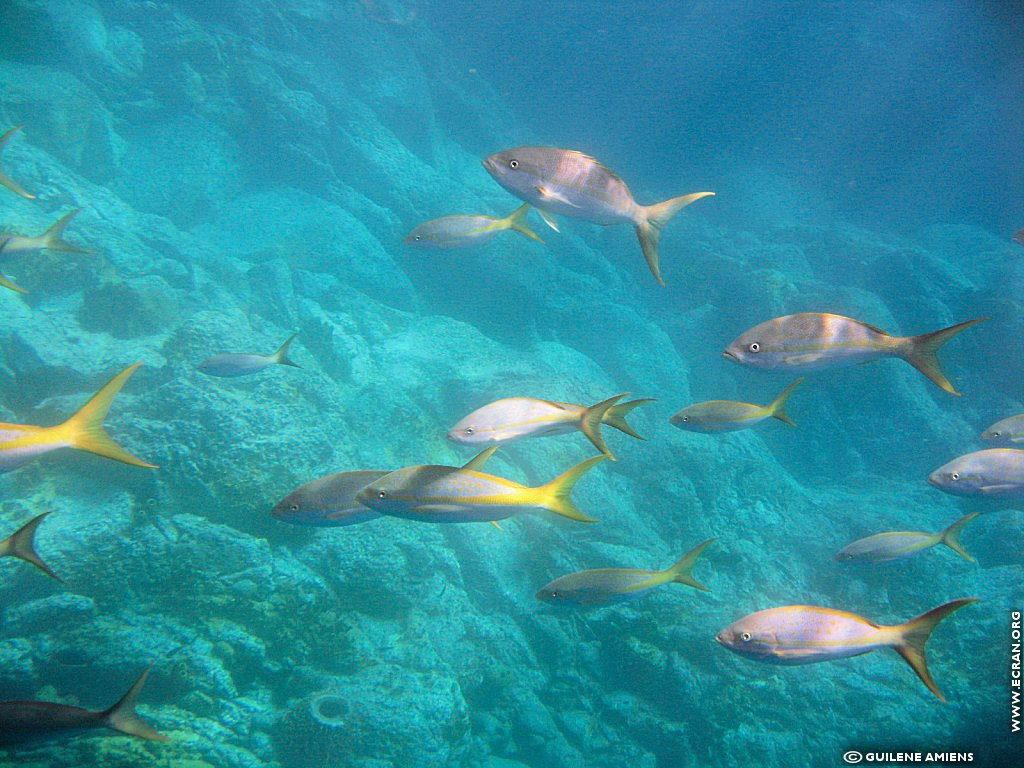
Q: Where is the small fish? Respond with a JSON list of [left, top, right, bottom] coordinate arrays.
[[0, 363, 156, 474], [198, 333, 300, 378], [835, 512, 980, 564], [483, 146, 713, 285], [0, 666, 168, 746], [355, 454, 606, 524], [1013, 229, 1024, 247], [448, 393, 653, 460], [980, 413, 1024, 445], [535, 538, 715, 606], [928, 448, 1024, 497], [404, 203, 542, 248], [723, 313, 986, 395], [0, 208, 94, 258], [0, 511, 64, 582], [669, 379, 803, 433], [0, 126, 35, 200], [716, 598, 978, 701]]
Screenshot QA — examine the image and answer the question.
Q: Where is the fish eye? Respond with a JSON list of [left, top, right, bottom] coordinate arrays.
[[993, 431, 1001, 437], [509, 159, 519, 168], [377, 490, 387, 499], [950, 472, 960, 481], [741, 632, 752, 642], [465, 427, 474, 435], [681, 415, 689, 422], [289, 503, 299, 512], [748, 342, 760, 353], [414, 235, 422, 241]]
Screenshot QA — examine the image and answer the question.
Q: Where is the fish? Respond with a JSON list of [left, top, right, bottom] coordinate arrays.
[[0, 125, 35, 200], [0, 665, 168, 746], [980, 413, 1024, 445], [355, 454, 606, 524], [835, 512, 980, 564], [0, 209, 94, 259], [198, 333, 300, 378], [535, 538, 715, 606], [447, 393, 654, 460], [723, 313, 986, 395], [404, 203, 542, 248], [669, 379, 803, 433], [0, 511, 64, 582], [0, 363, 156, 474], [482, 146, 714, 285], [1014, 229, 1024, 247], [927, 448, 1024, 497], [715, 598, 978, 701]]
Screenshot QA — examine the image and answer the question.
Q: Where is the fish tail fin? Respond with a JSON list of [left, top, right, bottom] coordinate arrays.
[[40, 208, 93, 254], [902, 318, 988, 395], [103, 666, 170, 742], [272, 333, 301, 368], [636, 192, 714, 286], [534, 455, 606, 523], [504, 203, 544, 243], [56, 362, 157, 469], [0, 511, 64, 583], [0, 271, 27, 294], [580, 393, 628, 460], [667, 537, 716, 592], [939, 512, 980, 562], [892, 597, 978, 702], [768, 378, 804, 427], [604, 398, 656, 440], [0, 125, 36, 200]]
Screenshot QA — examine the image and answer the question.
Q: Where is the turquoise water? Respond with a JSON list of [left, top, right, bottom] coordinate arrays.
[[0, 1, 1021, 766]]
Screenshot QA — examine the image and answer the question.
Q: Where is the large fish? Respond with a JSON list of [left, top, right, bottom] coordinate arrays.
[[0, 363, 156, 474], [0, 666, 168, 746], [198, 333, 300, 378], [981, 413, 1024, 446], [716, 598, 977, 701], [669, 379, 803, 433], [483, 146, 713, 285], [535, 538, 715, 606], [723, 313, 986, 395], [0, 208, 93, 257], [0, 125, 35, 200], [835, 512, 979, 564], [404, 203, 542, 249], [448, 393, 653, 460], [928, 448, 1024, 497], [0, 511, 64, 582]]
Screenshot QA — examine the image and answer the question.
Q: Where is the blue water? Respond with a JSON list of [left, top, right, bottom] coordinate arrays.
[[0, 1, 1021, 766]]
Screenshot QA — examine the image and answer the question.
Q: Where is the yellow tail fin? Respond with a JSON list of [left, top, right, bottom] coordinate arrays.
[[40, 208, 94, 254], [533, 455, 606, 523], [580, 393, 628, 460], [0, 511, 64, 583], [271, 333, 301, 368], [939, 512, 980, 562], [0, 125, 36, 200], [892, 597, 978, 702], [666, 537, 716, 592], [902, 318, 987, 395], [0, 271, 27, 294], [503, 203, 543, 243], [604, 398, 656, 439], [102, 665, 170, 742], [635, 191, 714, 286], [768, 378, 804, 427]]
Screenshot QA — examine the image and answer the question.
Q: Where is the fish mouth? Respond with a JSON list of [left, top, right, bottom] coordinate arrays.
[[481, 156, 496, 173], [721, 350, 738, 362], [714, 632, 725, 645]]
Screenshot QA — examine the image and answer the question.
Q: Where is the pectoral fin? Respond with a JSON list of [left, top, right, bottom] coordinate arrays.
[[537, 209, 560, 232], [536, 185, 579, 208]]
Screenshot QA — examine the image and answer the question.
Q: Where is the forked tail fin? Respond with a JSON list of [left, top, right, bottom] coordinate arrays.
[[938, 512, 980, 562], [635, 191, 714, 286], [580, 393, 627, 460], [902, 318, 987, 395], [0, 125, 36, 200], [666, 538, 716, 592], [503, 203, 543, 243], [103, 665, 170, 742], [768, 378, 804, 427], [271, 333, 301, 368], [0, 511, 64, 583], [533, 455, 607, 523], [603, 398, 656, 439], [39, 208, 94, 254], [892, 597, 978, 702]]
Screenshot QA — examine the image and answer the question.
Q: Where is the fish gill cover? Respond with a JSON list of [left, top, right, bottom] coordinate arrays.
[[0, 1, 1021, 767]]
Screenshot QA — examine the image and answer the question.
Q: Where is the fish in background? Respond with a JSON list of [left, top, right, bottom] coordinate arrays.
[[928, 448, 1024, 497], [1013, 229, 1024, 246], [716, 598, 978, 702], [448, 393, 653, 460], [0, 666, 168, 746], [404, 203, 542, 248], [483, 146, 713, 286], [0, 511, 64, 582], [0, 239, 25, 294], [0, 208, 94, 258], [835, 512, 980, 564], [723, 313, 986, 395], [535, 538, 716, 606], [198, 333, 300, 378], [0, 125, 35, 200], [0, 363, 156, 473], [669, 379, 803, 433], [981, 413, 1024, 446]]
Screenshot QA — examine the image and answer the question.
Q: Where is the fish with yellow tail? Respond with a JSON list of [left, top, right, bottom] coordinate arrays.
[[0, 208, 94, 258], [482, 146, 713, 285], [355, 454, 607, 524], [835, 512, 980, 564], [404, 203, 542, 249], [536, 538, 716, 606], [669, 379, 803, 433], [0, 511, 64, 582], [198, 333, 300, 378], [723, 313, 986, 395], [928, 448, 1024, 497], [0, 126, 35, 200], [448, 393, 653, 460], [0, 363, 156, 473], [716, 598, 978, 702]]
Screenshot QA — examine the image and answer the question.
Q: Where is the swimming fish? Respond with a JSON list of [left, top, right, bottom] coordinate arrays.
[[535, 538, 715, 606], [981, 414, 1024, 445], [0, 208, 94, 257], [0, 363, 156, 474], [355, 454, 606, 524], [835, 512, 980, 564], [0, 511, 64, 582], [482, 146, 713, 285], [1013, 229, 1024, 247], [404, 203, 542, 248], [448, 393, 654, 460], [669, 379, 803, 433], [198, 333, 300, 377], [0, 126, 35, 200], [715, 598, 978, 701], [723, 313, 986, 395], [0, 665, 168, 746], [927, 448, 1024, 497]]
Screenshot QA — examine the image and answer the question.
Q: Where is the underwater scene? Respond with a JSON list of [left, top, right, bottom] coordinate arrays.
[[0, 1, 1022, 766]]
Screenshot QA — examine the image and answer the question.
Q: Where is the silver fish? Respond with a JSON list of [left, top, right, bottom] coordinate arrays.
[[0, 208, 93, 257], [835, 512, 979, 564], [199, 333, 300, 378], [981, 414, 1024, 445], [928, 449, 1024, 497], [404, 203, 542, 248], [669, 379, 802, 433]]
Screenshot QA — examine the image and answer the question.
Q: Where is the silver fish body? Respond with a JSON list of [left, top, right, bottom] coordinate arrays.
[[272, 471, 387, 526], [836, 532, 941, 563], [404, 204, 540, 249], [981, 414, 1024, 445], [928, 449, 1024, 497]]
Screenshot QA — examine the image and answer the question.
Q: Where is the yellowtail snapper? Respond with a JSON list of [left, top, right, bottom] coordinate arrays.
[[835, 512, 980, 564], [199, 333, 301, 378], [404, 203, 542, 248], [928, 448, 1024, 497], [669, 379, 803, 433]]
